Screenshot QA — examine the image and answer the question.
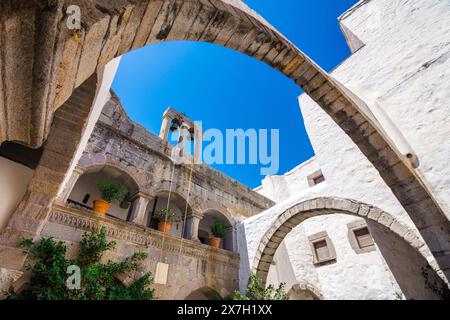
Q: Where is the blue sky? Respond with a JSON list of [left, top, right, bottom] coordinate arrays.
[[112, 0, 358, 188]]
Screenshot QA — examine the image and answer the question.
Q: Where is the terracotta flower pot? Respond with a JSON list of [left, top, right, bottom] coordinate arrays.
[[209, 237, 222, 248], [158, 221, 172, 233], [93, 199, 111, 214]]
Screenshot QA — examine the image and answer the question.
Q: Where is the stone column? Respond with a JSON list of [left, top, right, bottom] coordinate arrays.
[[159, 115, 172, 141], [128, 193, 151, 226], [230, 226, 237, 252], [185, 213, 202, 242], [223, 226, 237, 252], [57, 166, 84, 203], [178, 126, 190, 157]]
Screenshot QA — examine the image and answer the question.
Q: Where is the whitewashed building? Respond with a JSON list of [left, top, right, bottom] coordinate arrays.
[[240, 0, 450, 300]]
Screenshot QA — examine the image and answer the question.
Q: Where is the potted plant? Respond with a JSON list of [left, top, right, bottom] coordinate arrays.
[[93, 180, 127, 214], [153, 208, 181, 233], [210, 219, 227, 248]]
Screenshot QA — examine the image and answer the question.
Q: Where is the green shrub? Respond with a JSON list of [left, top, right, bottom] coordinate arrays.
[[153, 208, 181, 223], [5, 227, 156, 300], [97, 180, 127, 204], [211, 219, 227, 238], [232, 273, 288, 300]]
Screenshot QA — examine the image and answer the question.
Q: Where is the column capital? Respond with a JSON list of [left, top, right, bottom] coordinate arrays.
[[73, 166, 84, 175], [226, 225, 236, 232], [188, 212, 203, 220], [129, 191, 151, 201]]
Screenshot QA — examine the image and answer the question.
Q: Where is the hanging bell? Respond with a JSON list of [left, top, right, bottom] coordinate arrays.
[[188, 127, 195, 141], [170, 118, 181, 131]]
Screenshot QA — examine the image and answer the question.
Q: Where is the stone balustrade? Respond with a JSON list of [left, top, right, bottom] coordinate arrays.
[[41, 203, 240, 299]]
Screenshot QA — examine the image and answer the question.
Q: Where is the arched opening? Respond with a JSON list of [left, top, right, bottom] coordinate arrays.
[[288, 284, 323, 301], [67, 165, 139, 221], [1, 1, 448, 283], [184, 287, 221, 300], [252, 197, 450, 300], [199, 210, 234, 251], [146, 190, 192, 238]]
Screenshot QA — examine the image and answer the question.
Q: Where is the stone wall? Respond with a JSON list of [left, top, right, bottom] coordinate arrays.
[[76, 92, 274, 221], [40, 204, 240, 299], [2, 0, 448, 287], [1, 2, 445, 260]]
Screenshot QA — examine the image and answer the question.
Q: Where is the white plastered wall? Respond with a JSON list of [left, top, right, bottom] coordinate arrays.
[[239, 0, 449, 299], [0, 157, 34, 231]]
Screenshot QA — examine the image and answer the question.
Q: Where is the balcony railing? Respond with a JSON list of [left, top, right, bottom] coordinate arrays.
[[51, 202, 240, 266]]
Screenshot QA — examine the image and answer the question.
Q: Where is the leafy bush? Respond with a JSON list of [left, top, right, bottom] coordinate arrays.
[[232, 273, 288, 300], [97, 180, 127, 204], [211, 219, 227, 238], [5, 227, 156, 300], [153, 208, 181, 223]]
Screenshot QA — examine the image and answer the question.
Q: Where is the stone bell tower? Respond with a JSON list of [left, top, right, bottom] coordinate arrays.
[[159, 107, 203, 162]]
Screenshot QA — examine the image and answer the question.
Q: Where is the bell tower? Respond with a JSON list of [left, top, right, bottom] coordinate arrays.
[[159, 107, 203, 162]]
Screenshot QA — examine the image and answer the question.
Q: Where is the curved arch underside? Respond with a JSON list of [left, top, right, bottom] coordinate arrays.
[[0, 0, 448, 277], [251, 197, 448, 290], [288, 283, 324, 300]]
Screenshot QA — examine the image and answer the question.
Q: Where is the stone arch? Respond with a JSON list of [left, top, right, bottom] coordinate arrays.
[[183, 286, 222, 300], [151, 188, 194, 215], [151, 180, 196, 207], [202, 207, 236, 227], [66, 163, 142, 220], [0, 0, 448, 278], [174, 282, 225, 300], [77, 154, 144, 192], [288, 283, 324, 300], [76, 163, 140, 195], [252, 197, 449, 299], [146, 188, 194, 237], [200, 208, 235, 251]]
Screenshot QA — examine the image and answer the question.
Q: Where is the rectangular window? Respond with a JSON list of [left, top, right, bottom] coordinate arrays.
[[82, 194, 90, 204], [308, 170, 326, 187], [314, 240, 330, 262], [354, 227, 374, 249], [313, 174, 325, 185]]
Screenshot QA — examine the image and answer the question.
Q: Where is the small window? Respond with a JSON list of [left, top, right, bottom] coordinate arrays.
[[354, 227, 374, 249], [82, 194, 90, 204], [307, 170, 325, 187], [313, 240, 330, 262], [308, 231, 336, 265], [347, 221, 376, 254], [313, 174, 325, 185]]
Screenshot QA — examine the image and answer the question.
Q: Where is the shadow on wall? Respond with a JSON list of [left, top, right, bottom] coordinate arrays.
[[236, 220, 251, 293], [368, 221, 450, 300]]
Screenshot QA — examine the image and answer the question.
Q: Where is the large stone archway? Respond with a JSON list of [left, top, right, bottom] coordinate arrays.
[[251, 197, 449, 297], [0, 0, 448, 279]]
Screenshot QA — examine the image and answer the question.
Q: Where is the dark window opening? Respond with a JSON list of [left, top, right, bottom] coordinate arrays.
[[313, 240, 330, 262], [354, 227, 374, 249], [313, 174, 325, 185], [82, 194, 90, 204], [0, 141, 43, 169], [308, 170, 326, 187]]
